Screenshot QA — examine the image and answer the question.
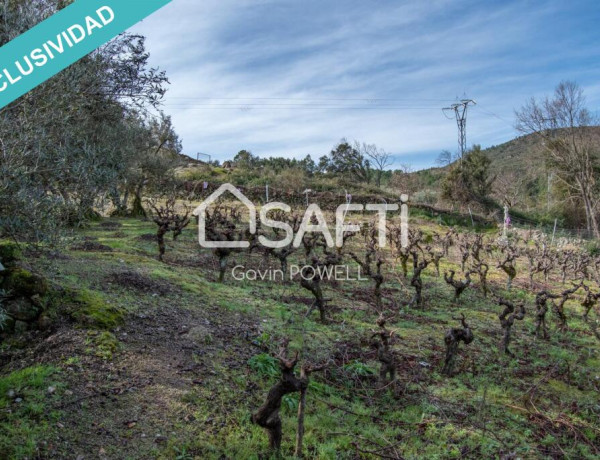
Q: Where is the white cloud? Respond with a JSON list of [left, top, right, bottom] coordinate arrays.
[[130, 0, 600, 169]]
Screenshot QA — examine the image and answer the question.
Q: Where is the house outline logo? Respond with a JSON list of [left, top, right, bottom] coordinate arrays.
[[192, 183, 256, 248]]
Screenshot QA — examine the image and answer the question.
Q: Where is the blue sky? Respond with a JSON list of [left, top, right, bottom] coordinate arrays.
[[130, 0, 600, 170]]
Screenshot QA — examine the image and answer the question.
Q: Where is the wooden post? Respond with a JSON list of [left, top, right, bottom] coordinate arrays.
[[303, 189, 311, 207], [502, 205, 509, 240], [342, 190, 352, 222], [266, 184, 269, 203], [551, 219, 557, 246], [295, 387, 307, 457]]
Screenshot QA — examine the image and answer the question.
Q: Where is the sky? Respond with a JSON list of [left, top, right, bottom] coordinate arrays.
[[130, 0, 600, 170]]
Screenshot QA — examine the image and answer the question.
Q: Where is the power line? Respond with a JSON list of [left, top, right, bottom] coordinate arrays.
[[162, 104, 444, 111], [474, 106, 513, 128], [165, 96, 456, 102]]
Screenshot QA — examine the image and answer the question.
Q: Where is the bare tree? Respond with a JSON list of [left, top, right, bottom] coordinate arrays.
[[515, 81, 600, 238], [436, 150, 455, 167], [493, 170, 528, 208], [360, 142, 392, 187], [389, 164, 420, 196]]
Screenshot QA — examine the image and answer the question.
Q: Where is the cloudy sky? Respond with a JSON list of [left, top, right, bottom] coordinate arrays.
[[130, 0, 600, 170]]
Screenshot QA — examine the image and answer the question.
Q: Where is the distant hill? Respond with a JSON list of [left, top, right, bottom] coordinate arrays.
[[484, 127, 600, 181], [484, 133, 545, 174], [412, 127, 600, 216]]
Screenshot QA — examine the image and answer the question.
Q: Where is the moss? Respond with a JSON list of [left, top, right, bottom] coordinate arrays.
[[85, 330, 120, 360], [1, 268, 48, 297], [0, 241, 22, 264], [70, 288, 124, 329]]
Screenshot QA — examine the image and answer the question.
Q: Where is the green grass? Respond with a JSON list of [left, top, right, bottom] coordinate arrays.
[[0, 365, 63, 459], [1, 217, 599, 459]]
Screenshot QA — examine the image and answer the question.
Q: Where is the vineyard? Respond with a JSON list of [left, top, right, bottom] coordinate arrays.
[[0, 2, 598, 459], [1, 204, 599, 459]]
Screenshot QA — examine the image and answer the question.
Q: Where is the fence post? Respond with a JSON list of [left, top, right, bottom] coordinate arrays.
[[502, 205, 509, 240], [551, 219, 557, 246]]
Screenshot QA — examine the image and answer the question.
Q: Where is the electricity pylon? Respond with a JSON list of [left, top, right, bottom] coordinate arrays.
[[443, 99, 476, 161]]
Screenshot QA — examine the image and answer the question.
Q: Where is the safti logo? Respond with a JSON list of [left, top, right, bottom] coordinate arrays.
[[192, 183, 409, 249]]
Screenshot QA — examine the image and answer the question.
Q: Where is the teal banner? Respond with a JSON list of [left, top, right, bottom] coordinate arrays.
[[0, 0, 172, 109]]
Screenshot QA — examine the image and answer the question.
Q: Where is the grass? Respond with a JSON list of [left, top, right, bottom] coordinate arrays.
[[0, 365, 63, 459], [0, 216, 599, 459]]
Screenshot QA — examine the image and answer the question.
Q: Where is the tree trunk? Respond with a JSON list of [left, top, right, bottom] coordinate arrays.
[[131, 181, 147, 218], [157, 225, 168, 261]]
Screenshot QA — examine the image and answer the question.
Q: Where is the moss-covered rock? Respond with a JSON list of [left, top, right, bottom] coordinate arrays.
[[0, 242, 22, 265], [69, 288, 124, 329], [4, 298, 42, 322], [37, 314, 53, 331], [2, 268, 48, 298]]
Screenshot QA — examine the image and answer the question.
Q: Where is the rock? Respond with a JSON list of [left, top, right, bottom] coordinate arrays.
[[14, 321, 29, 334], [47, 386, 56, 395], [7, 389, 15, 399], [2, 268, 48, 297], [5, 298, 42, 322], [37, 314, 52, 331], [0, 261, 5, 273], [14, 397, 22, 403], [30, 294, 44, 308]]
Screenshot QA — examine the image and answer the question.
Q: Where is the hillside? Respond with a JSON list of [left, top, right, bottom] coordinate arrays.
[[2, 216, 599, 459], [411, 127, 600, 221]]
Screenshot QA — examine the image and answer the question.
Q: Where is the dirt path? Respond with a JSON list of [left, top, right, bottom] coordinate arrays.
[[5, 299, 260, 459]]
